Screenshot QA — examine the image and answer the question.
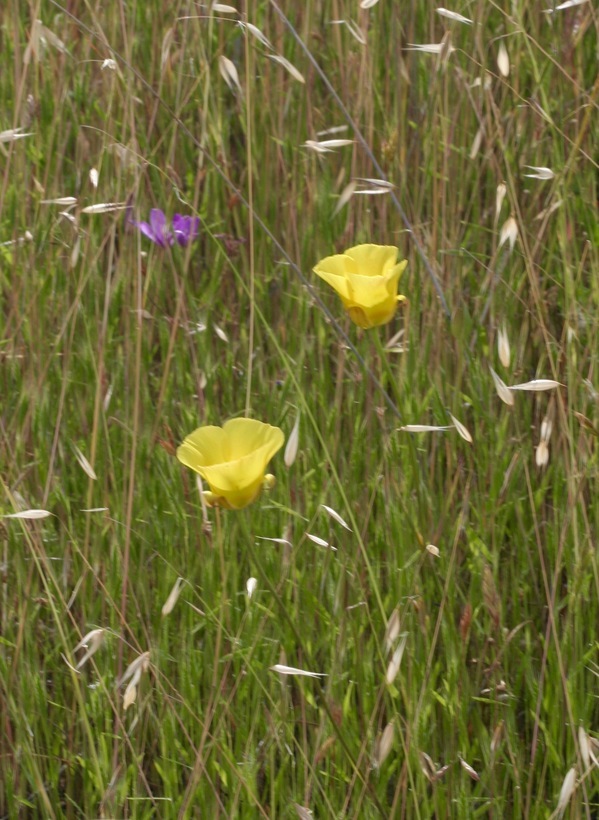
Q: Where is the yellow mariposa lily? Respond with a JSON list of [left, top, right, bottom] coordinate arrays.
[[313, 243, 407, 329], [177, 418, 284, 510]]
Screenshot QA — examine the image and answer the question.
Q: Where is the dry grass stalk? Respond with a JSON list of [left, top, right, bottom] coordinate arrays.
[[482, 564, 501, 629], [495, 182, 507, 224]]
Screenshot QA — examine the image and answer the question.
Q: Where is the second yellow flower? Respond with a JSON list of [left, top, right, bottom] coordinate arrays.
[[313, 243, 407, 329], [177, 418, 284, 510]]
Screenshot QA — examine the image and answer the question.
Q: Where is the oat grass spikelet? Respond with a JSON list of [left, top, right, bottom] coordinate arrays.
[[313, 244, 407, 329], [177, 418, 284, 510]]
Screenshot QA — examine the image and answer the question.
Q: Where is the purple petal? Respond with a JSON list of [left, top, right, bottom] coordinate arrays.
[[149, 208, 173, 247], [149, 208, 166, 232], [172, 214, 199, 246], [172, 214, 190, 246], [171, 214, 186, 239], [137, 220, 157, 243]]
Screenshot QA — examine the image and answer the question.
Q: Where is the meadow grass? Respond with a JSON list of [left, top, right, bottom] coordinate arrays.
[[0, 0, 597, 817]]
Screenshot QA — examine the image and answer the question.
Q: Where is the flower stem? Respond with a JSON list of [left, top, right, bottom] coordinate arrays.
[[244, 24, 255, 417]]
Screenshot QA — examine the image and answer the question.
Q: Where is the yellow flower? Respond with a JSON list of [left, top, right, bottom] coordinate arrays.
[[177, 418, 284, 510], [313, 244, 407, 329]]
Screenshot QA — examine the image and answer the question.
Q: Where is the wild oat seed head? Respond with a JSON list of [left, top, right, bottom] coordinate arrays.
[[373, 722, 395, 768], [497, 42, 510, 77], [497, 325, 511, 368], [498, 216, 518, 253]]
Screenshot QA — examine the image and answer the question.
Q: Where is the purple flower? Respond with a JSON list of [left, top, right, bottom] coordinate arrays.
[[136, 208, 172, 247], [172, 213, 200, 246], [131, 208, 199, 248]]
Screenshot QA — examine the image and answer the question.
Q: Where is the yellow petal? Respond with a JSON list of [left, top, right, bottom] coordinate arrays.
[[313, 257, 354, 302], [313, 252, 358, 278], [384, 259, 408, 295], [222, 418, 284, 460], [345, 273, 390, 308], [201, 440, 280, 491], [348, 302, 398, 329], [177, 419, 284, 510], [313, 270, 352, 303], [347, 306, 371, 328], [343, 244, 399, 277], [201, 473, 264, 509], [176, 425, 227, 474]]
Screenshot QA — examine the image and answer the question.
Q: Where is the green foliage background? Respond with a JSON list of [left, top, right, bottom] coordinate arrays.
[[0, 0, 597, 817]]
